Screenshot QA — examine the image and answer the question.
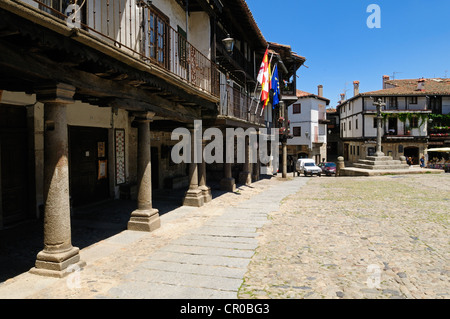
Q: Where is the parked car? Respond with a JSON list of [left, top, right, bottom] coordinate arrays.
[[296, 158, 322, 176], [318, 162, 337, 176]]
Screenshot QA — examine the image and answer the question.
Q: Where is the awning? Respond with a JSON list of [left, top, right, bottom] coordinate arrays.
[[425, 147, 450, 152]]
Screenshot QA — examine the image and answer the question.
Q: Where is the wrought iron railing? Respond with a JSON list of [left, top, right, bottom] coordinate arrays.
[[219, 81, 265, 125], [281, 81, 296, 97], [25, 0, 219, 97]]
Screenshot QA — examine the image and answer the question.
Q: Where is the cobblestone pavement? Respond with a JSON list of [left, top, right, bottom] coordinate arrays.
[[238, 173, 450, 299], [0, 173, 448, 299]]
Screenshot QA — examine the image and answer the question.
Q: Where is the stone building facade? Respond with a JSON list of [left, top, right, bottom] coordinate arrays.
[[337, 77, 450, 165], [0, 0, 302, 278]]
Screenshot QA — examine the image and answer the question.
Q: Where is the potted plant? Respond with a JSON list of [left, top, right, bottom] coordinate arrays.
[[405, 125, 411, 135]]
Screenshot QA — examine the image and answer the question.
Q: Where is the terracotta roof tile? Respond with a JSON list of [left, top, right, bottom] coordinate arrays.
[[363, 78, 450, 96], [296, 89, 330, 104]]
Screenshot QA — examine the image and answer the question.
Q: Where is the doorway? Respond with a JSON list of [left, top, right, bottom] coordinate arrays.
[[0, 105, 30, 227], [69, 126, 110, 207], [404, 146, 419, 165]]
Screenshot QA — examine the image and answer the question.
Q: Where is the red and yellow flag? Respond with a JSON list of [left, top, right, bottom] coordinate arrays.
[[257, 48, 270, 102]]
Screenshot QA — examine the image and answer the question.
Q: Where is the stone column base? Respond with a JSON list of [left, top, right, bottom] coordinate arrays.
[[199, 185, 212, 203], [29, 247, 86, 278], [128, 208, 160, 232], [183, 189, 204, 207], [220, 177, 236, 192], [239, 171, 251, 185]]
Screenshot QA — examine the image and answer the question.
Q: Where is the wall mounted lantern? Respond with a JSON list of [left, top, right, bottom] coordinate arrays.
[[222, 34, 235, 53]]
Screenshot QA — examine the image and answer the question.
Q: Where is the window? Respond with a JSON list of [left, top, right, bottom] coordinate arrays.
[[293, 103, 301, 114], [409, 96, 417, 104], [349, 120, 352, 131], [293, 126, 301, 136], [355, 119, 358, 130], [410, 116, 419, 128], [389, 97, 398, 109], [143, 6, 169, 68]]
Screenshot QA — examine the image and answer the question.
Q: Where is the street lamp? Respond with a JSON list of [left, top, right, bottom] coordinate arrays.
[[222, 34, 235, 54]]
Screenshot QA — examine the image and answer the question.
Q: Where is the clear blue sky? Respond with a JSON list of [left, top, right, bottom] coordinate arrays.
[[245, 0, 450, 108]]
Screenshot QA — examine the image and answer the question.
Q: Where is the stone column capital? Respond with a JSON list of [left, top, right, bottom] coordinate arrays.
[[133, 111, 156, 122], [35, 83, 76, 104]]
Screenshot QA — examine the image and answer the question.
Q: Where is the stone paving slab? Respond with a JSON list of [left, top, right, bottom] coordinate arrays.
[[147, 251, 252, 269], [171, 237, 259, 250], [159, 244, 255, 258], [188, 227, 260, 238], [181, 233, 260, 245], [106, 281, 237, 299], [138, 260, 248, 279], [124, 268, 244, 291]]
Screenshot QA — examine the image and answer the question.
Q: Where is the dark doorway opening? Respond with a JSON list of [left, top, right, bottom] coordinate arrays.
[[404, 146, 419, 165], [0, 105, 30, 227], [69, 126, 110, 207]]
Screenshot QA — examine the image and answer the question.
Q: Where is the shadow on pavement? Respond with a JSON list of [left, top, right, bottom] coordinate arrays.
[[0, 183, 234, 283]]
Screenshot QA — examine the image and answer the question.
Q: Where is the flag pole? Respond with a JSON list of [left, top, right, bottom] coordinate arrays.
[[255, 52, 274, 115]]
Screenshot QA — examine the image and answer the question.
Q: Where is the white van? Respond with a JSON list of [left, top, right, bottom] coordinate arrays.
[[296, 158, 322, 176]]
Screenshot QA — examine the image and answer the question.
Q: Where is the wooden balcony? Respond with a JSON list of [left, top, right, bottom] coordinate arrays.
[[25, 0, 219, 98], [219, 82, 265, 126]]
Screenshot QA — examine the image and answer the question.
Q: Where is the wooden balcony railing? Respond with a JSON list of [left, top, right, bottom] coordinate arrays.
[[281, 81, 295, 97], [27, 0, 219, 97], [219, 82, 265, 125]]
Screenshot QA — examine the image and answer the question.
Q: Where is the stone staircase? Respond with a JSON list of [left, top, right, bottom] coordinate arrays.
[[352, 155, 409, 170]]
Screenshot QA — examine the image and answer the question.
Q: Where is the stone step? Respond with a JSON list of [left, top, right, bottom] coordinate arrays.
[[357, 159, 402, 166], [365, 155, 394, 161], [353, 163, 409, 170]]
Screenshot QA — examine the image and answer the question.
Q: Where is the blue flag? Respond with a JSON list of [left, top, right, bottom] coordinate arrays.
[[271, 64, 280, 106]]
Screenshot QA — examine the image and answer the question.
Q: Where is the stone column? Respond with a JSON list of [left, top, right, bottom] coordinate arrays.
[[239, 135, 252, 185], [199, 139, 212, 203], [220, 128, 236, 191], [282, 141, 287, 178], [183, 125, 204, 207], [127, 112, 160, 232], [252, 132, 260, 182], [281, 102, 287, 178], [30, 83, 85, 278], [374, 99, 386, 157]]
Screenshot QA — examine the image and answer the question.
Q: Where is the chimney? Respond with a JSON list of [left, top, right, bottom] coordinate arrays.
[[353, 81, 360, 96], [318, 85, 323, 97], [340, 93, 345, 102], [417, 78, 426, 91], [382, 75, 390, 89]]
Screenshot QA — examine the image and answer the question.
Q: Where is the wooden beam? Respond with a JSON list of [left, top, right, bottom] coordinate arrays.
[[0, 41, 203, 120]]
